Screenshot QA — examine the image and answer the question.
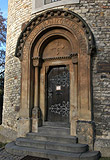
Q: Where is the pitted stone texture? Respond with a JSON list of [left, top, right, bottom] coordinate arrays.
[[3, 0, 32, 132], [0, 148, 24, 160], [76, 121, 95, 151], [95, 139, 110, 157], [3, 57, 21, 131], [0, 126, 17, 143]]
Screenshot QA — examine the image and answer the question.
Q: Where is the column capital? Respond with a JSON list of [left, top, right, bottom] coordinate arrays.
[[72, 55, 78, 64], [32, 57, 42, 67]]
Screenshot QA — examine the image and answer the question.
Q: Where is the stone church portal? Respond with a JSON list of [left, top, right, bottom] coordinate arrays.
[[15, 10, 95, 142]]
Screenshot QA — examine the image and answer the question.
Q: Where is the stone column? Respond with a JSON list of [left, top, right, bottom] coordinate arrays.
[[77, 54, 94, 150], [70, 55, 78, 136], [78, 54, 91, 120], [32, 58, 42, 132]]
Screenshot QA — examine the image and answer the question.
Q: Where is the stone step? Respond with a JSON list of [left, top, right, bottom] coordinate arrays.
[[6, 142, 100, 160], [38, 126, 70, 136], [43, 122, 70, 128], [15, 137, 88, 153], [26, 132, 78, 144]]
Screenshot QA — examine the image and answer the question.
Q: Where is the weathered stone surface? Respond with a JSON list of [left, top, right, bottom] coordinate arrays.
[[2, 0, 110, 157], [0, 126, 17, 143], [95, 139, 110, 157], [76, 121, 95, 151], [0, 148, 24, 160]]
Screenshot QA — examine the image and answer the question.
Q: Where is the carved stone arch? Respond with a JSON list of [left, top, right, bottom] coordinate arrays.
[[32, 27, 78, 59], [15, 9, 95, 59], [16, 9, 96, 140]]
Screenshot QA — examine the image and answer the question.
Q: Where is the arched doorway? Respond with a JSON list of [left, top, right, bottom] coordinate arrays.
[[38, 33, 74, 125], [32, 27, 79, 132], [15, 9, 95, 137]]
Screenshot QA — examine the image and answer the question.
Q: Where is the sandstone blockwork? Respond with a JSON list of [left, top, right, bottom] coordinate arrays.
[[1, 0, 110, 157]]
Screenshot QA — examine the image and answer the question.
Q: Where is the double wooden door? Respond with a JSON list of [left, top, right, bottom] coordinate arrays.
[[46, 66, 70, 123]]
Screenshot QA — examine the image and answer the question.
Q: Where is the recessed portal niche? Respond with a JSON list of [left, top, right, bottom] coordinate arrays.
[[16, 10, 95, 143]]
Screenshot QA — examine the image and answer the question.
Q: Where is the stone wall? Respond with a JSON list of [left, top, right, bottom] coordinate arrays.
[[2, 0, 32, 140], [1, 0, 110, 156]]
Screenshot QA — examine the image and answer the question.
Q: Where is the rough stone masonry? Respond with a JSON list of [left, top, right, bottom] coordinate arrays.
[[0, 0, 110, 157]]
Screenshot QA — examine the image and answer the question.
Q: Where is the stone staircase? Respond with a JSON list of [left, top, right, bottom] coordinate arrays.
[[5, 123, 100, 160]]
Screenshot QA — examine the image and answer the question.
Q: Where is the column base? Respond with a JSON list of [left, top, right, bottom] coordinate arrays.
[[32, 108, 38, 132], [32, 118, 38, 132]]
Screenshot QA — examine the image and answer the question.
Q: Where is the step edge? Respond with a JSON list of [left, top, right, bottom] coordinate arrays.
[[26, 133, 77, 139], [38, 126, 70, 129], [16, 138, 87, 148], [5, 142, 100, 159]]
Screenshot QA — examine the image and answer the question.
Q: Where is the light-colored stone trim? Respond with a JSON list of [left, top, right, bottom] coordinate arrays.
[[32, 0, 79, 14]]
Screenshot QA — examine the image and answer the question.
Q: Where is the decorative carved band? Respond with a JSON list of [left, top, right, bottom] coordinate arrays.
[[15, 9, 95, 60], [32, 53, 78, 66]]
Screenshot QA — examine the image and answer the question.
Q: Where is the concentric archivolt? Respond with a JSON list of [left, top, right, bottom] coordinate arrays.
[[15, 9, 95, 60]]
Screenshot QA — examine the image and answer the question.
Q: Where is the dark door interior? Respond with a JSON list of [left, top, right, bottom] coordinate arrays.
[[46, 65, 70, 123]]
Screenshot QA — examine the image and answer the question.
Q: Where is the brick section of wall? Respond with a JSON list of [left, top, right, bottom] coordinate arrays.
[[3, 0, 110, 144]]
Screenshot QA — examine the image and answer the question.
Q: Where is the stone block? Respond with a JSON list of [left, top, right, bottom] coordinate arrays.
[[0, 126, 17, 143], [76, 120, 95, 151], [17, 118, 30, 137], [95, 139, 110, 157]]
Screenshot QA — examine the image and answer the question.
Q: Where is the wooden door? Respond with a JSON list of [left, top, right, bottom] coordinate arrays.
[[47, 66, 70, 123]]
